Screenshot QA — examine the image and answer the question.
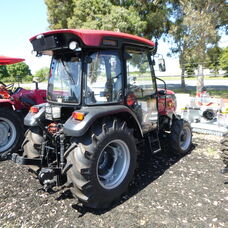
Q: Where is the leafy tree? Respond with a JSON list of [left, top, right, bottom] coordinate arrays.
[[110, 0, 171, 39], [205, 46, 222, 76], [168, 0, 227, 91], [0, 65, 9, 81], [45, 0, 170, 39], [45, 0, 74, 29], [67, 0, 146, 34], [219, 47, 228, 76], [34, 67, 49, 82], [184, 60, 198, 77], [6, 62, 31, 82]]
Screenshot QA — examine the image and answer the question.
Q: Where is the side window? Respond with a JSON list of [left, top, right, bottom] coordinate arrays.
[[126, 49, 155, 97], [126, 48, 157, 131], [86, 50, 122, 104]]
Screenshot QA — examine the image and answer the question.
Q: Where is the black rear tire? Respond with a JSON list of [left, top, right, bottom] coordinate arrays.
[[66, 119, 137, 209], [221, 132, 228, 166], [169, 119, 192, 155], [0, 108, 24, 160], [23, 127, 43, 172]]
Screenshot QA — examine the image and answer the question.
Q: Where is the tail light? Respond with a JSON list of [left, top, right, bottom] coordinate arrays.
[[72, 112, 85, 121], [127, 94, 137, 106], [29, 106, 39, 113]]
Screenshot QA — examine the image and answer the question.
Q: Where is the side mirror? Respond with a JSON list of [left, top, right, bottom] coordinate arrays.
[[158, 58, 166, 72], [33, 76, 41, 83], [33, 76, 41, 90]]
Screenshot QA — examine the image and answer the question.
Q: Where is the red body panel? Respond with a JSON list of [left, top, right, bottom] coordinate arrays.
[[0, 99, 14, 105], [11, 88, 46, 110], [30, 29, 155, 48], [0, 87, 46, 110], [157, 90, 177, 116], [0, 86, 10, 99], [0, 56, 24, 65]]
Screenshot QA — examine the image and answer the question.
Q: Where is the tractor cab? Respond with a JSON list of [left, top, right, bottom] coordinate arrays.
[[30, 29, 160, 133]]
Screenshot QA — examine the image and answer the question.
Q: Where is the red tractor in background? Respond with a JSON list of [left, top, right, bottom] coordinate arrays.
[[0, 56, 46, 160]]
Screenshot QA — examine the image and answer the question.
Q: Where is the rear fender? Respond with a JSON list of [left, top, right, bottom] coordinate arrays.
[[24, 103, 46, 126], [63, 105, 143, 137]]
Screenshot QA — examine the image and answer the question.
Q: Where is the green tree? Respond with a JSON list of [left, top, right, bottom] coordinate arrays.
[[45, 0, 170, 39], [219, 47, 228, 76], [169, 0, 227, 91], [0, 65, 9, 81], [110, 0, 171, 39], [34, 67, 49, 82], [6, 62, 31, 82], [205, 46, 222, 76], [67, 0, 146, 34], [184, 59, 198, 77], [45, 0, 74, 29]]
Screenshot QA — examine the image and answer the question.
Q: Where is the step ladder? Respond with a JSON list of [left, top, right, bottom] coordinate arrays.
[[147, 130, 161, 154]]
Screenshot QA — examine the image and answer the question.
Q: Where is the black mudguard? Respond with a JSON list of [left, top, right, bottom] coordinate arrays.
[[24, 103, 46, 127], [63, 105, 143, 137]]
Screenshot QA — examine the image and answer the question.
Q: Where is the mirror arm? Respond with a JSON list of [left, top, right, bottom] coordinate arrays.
[[155, 76, 167, 91], [151, 39, 158, 56]]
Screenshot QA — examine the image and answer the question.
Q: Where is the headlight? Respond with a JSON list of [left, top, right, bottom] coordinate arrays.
[[52, 106, 61, 119], [69, 41, 79, 50]]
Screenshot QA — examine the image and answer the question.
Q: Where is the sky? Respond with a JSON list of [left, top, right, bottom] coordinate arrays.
[[0, 0, 227, 75], [0, 0, 50, 74]]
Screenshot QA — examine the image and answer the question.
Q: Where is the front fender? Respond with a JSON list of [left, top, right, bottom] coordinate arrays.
[[24, 103, 46, 126], [63, 105, 143, 137], [0, 98, 14, 104]]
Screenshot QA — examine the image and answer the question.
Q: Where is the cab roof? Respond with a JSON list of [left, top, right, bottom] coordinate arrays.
[[30, 29, 155, 48]]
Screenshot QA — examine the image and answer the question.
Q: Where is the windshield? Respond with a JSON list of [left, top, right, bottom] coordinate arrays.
[[85, 50, 122, 104], [47, 55, 81, 104]]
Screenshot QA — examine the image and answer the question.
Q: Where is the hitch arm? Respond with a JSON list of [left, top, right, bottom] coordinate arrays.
[[11, 153, 42, 166]]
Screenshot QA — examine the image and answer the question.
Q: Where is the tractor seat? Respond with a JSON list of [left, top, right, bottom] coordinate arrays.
[[19, 95, 36, 106]]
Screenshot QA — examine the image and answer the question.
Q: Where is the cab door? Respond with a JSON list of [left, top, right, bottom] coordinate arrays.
[[124, 47, 158, 133]]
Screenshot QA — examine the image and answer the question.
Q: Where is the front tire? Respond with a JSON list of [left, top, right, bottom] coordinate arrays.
[[0, 108, 24, 160], [170, 119, 192, 155], [66, 119, 137, 209]]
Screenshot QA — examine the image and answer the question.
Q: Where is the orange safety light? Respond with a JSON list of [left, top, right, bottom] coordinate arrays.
[[127, 94, 136, 106], [72, 112, 85, 121], [29, 106, 39, 113]]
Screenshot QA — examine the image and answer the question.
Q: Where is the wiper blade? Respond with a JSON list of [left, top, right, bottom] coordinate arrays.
[[60, 59, 75, 84]]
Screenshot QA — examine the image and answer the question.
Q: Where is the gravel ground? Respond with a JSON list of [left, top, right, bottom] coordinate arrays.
[[0, 133, 227, 228]]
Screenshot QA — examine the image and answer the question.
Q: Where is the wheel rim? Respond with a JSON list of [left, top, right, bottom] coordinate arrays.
[[96, 139, 130, 190], [0, 117, 17, 153], [179, 126, 191, 151]]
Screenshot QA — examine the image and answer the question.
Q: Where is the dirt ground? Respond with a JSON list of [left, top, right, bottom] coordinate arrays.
[[0, 133, 227, 228]]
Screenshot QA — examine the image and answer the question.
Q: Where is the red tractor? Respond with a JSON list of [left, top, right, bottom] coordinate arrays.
[[11, 30, 192, 209], [0, 56, 46, 159]]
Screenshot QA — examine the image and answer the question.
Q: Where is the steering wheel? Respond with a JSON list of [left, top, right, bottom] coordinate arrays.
[[0, 81, 7, 87], [6, 83, 14, 91]]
